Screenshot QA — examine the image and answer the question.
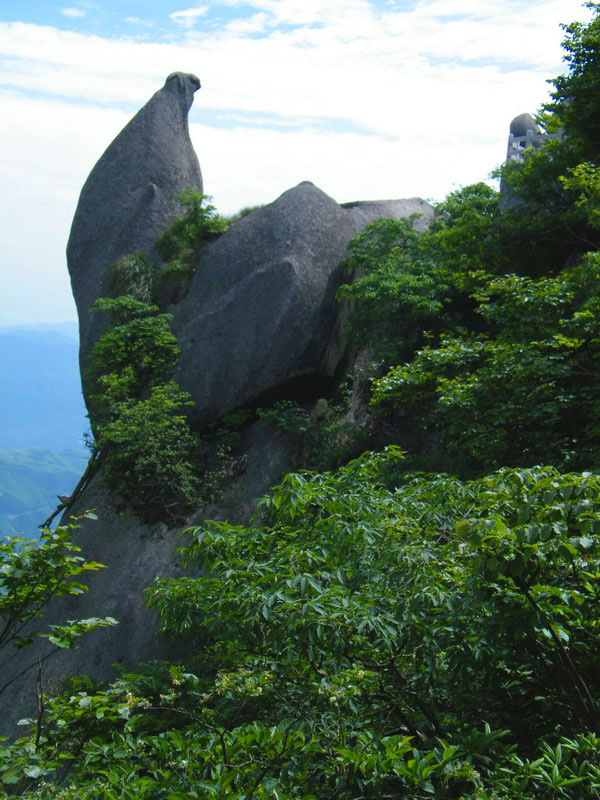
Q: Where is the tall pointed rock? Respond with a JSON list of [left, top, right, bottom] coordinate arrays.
[[67, 72, 203, 365]]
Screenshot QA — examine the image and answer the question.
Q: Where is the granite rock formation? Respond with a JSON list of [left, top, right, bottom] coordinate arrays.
[[67, 72, 433, 421], [509, 112, 541, 137], [67, 72, 203, 366], [0, 73, 438, 741], [171, 183, 433, 427]]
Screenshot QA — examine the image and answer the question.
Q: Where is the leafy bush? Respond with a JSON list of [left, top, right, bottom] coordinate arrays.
[[96, 382, 201, 517], [3, 454, 600, 798], [155, 189, 228, 303], [86, 296, 201, 520], [337, 185, 507, 369], [371, 255, 600, 473], [0, 516, 116, 698], [337, 217, 448, 365], [156, 189, 228, 263], [86, 296, 180, 412]]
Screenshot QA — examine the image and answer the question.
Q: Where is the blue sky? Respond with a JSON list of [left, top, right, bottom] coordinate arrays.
[[1, 0, 263, 37], [1, 1, 417, 38], [0, 0, 593, 324]]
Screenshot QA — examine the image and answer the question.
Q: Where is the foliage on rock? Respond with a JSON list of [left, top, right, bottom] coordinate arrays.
[[258, 384, 367, 472], [107, 253, 156, 304], [86, 296, 201, 520], [86, 296, 244, 520], [2, 453, 600, 797], [155, 189, 228, 304], [105, 191, 228, 308], [371, 254, 600, 473]]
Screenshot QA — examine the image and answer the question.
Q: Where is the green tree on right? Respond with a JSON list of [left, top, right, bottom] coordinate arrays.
[[338, 3, 600, 476]]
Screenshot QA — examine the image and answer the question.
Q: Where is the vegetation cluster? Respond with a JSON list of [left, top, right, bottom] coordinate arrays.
[[4, 5, 600, 797], [84, 194, 243, 522], [108, 191, 228, 308]]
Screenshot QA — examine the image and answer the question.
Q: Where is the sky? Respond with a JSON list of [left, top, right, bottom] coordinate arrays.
[[0, 0, 594, 326]]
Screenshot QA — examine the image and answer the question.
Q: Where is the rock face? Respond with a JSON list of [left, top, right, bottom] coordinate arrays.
[[509, 112, 541, 137], [170, 185, 433, 427], [0, 419, 301, 739], [66, 72, 433, 424], [0, 77, 437, 739], [341, 198, 433, 232], [67, 72, 203, 365]]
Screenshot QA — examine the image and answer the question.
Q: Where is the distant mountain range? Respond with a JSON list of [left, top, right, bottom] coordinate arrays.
[[0, 322, 89, 536], [0, 322, 79, 338], [0, 448, 89, 537], [0, 323, 87, 450]]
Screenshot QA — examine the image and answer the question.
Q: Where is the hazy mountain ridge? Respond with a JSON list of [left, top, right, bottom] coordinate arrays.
[[0, 322, 79, 339], [0, 448, 88, 537], [0, 325, 87, 451], [0, 323, 88, 536]]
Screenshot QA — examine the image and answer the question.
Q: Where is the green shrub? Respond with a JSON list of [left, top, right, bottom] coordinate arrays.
[[156, 189, 228, 263], [155, 189, 228, 303], [86, 296, 201, 520], [4, 455, 600, 798], [97, 382, 201, 517], [0, 515, 116, 722], [107, 252, 155, 303], [371, 255, 600, 473], [86, 296, 180, 413], [337, 186, 503, 368]]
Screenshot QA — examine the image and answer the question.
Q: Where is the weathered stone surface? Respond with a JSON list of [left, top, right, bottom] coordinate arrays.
[[509, 112, 541, 137], [66, 72, 433, 422], [341, 197, 434, 232], [3, 149, 435, 737], [0, 419, 300, 739], [171, 182, 434, 427], [67, 72, 203, 366]]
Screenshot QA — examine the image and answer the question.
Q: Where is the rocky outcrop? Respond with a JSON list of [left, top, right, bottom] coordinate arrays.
[[341, 198, 433, 232], [67, 72, 203, 366], [171, 183, 433, 427], [0, 72, 440, 741], [66, 74, 433, 426], [509, 112, 541, 137], [0, 419, 301, 739], [500, 112, 562, 211]]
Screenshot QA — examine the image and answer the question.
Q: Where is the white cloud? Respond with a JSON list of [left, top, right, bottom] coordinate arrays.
[[225, 12, 269, 34], [170, 6, 209, 27], [0, 91, 129, 323], [0, 0, 594, 322], [124, 17, 155, 26], [230, 0, 374, 27], [61, 7, 85, 18]]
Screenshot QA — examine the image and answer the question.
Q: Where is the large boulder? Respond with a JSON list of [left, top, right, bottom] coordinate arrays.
[[67, 72, 203, 366], [66, 72, 433, 425], [509, 112, 541, 137], [172, 183, 433, 427], [341, 198, 433, 232]]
